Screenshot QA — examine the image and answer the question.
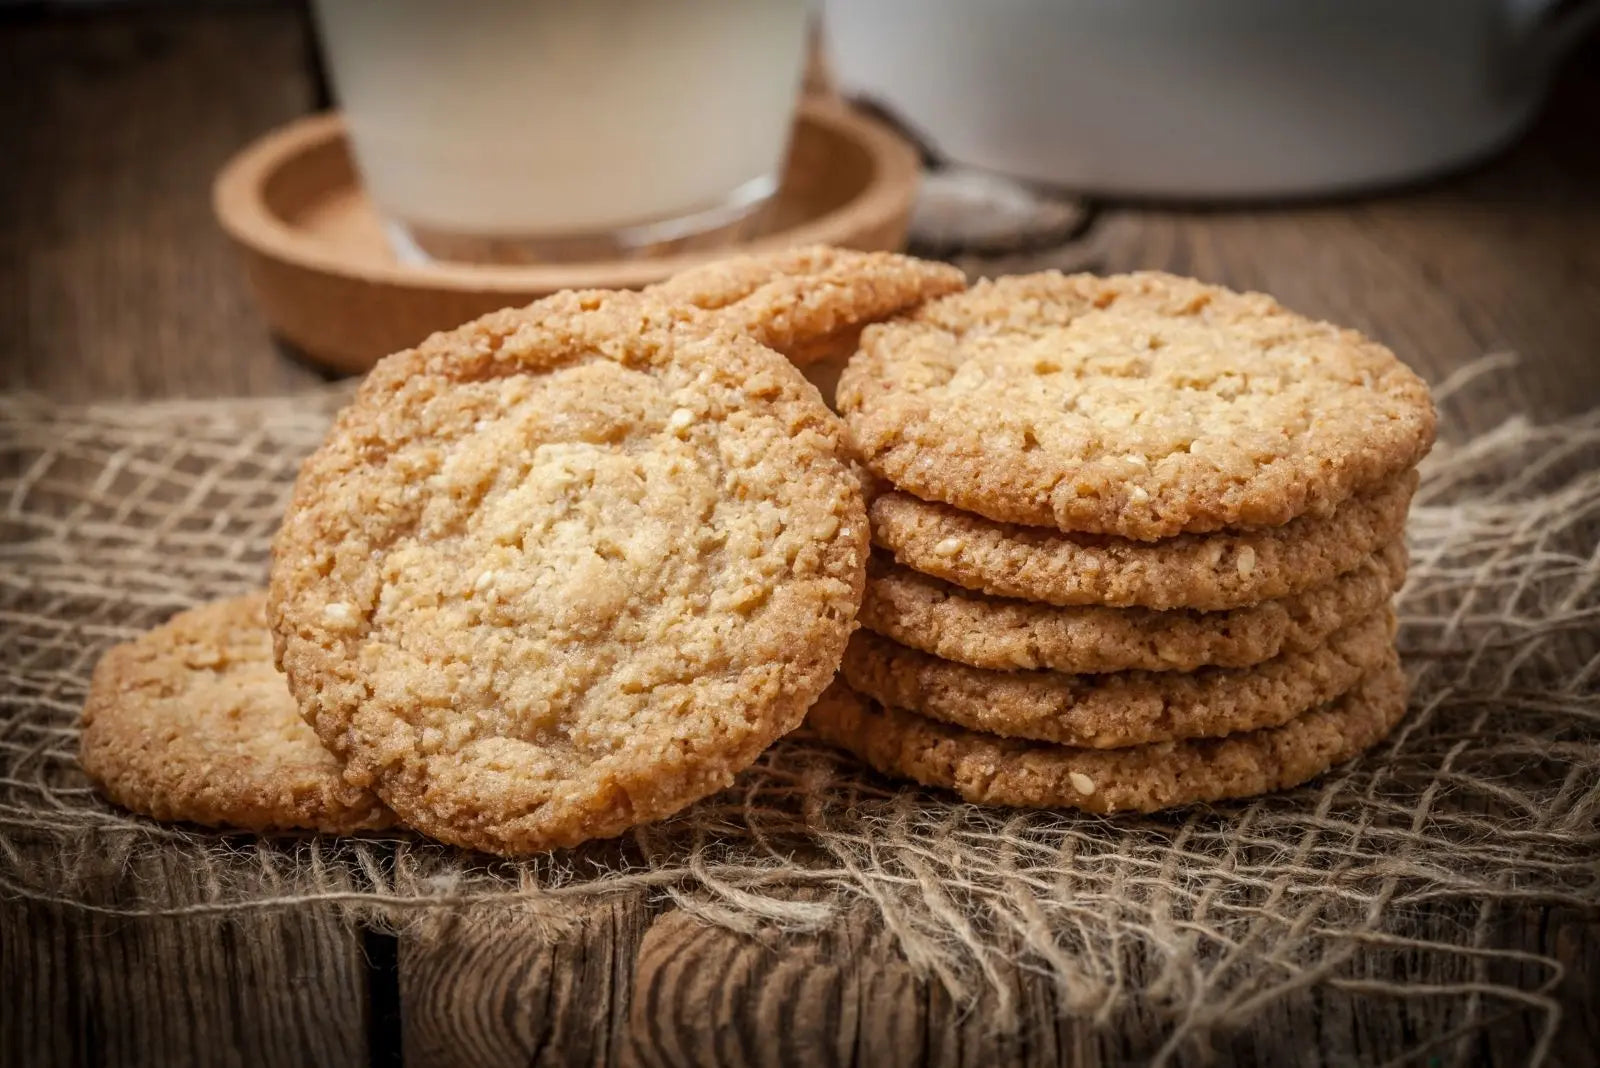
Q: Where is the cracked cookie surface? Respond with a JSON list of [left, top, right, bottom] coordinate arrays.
[[839, 271, 1435, 539], [270, 290, 868, 856]]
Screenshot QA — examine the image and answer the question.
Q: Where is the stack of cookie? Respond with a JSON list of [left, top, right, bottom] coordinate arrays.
[[819, 271, 1436, 812]]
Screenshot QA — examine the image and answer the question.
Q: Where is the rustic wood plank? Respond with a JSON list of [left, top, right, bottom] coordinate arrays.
[[605, 899, 1596, 1068], [384, 858, 1598, 1068], [0, 898, 371, 1068], [0, 6, 327, 400], [396, 895, 653, 1068]]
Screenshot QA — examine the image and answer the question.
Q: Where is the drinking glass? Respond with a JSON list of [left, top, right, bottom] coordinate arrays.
[[312, 0, 811, 264]]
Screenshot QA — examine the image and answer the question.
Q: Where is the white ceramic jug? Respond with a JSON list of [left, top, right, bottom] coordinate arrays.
[[823, 0, 1599, 198]]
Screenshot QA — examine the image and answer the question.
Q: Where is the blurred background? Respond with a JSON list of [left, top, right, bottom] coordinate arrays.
[[2, 0, 1597, 415]]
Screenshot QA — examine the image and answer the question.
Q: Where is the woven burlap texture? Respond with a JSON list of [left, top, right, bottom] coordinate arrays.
[[2, 356, 1596, 1063]]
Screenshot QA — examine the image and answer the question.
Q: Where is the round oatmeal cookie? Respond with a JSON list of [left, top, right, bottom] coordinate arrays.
[[79, 593, 395, 834], [270, 290, 868, 856], [841, 609, 1394, 747], [807, 655, 1407, 813], [649, 245, 966, 365], [871, 470, 1416, 611], [838, 271, 1436, 539], [859, 540, 1405, 674]]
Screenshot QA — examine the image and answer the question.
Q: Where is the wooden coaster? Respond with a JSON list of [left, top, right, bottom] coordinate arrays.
[[213, 100, 921, 373]]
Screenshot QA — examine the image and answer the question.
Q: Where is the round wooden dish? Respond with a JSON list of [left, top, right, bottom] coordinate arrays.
[[214, 100, 921, 373]]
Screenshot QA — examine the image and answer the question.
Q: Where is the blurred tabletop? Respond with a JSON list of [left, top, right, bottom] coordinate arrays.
[[3, 5, 1598, 1068]]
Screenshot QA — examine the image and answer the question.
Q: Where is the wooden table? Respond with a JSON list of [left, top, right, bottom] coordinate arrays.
[[4, 8, 1598, 1066]]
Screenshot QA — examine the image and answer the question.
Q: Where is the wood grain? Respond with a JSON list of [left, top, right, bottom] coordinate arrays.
[[387, 895, 1597, 1067], [627, 901, 1600, 1067], [3, 6, 1598, 1068], [0, 7, 327, 400], [397, 896, 654, 1068], [0, 897, 370, 1068]]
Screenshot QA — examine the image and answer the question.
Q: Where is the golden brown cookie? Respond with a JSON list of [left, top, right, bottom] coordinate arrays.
[[870, 471, 1415, 611], [649, 245, 966, 365], [859, 541, 1405, 674], [270, 290, 868, 856], [841, 609, 1394, 747], [79, 594, 394, 834], [838, 271, 1436, 540], [807, 655, 1407, 813]]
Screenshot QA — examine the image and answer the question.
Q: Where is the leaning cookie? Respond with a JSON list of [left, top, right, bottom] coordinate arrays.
[[841, 609, 1394, 748], [648, 245, 966, 364], [839, 270, 1436, 539], [807, 655, 1407, 814], [79, 593, 395, 834], [859, 541, 1406, 674], [270, 289, 868, 857]]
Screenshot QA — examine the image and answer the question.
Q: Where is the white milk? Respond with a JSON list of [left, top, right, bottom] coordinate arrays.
[[312, 0, 809, 250]]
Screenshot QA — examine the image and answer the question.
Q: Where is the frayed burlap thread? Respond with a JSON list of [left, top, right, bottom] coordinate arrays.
[[2, 359, 1596, 1064]]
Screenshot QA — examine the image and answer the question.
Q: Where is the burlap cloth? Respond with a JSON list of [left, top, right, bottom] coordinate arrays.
[[2, 356, 1596, 1059]]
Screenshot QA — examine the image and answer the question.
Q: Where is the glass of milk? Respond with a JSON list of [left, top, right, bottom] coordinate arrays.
[[311, 0, 811, 265]]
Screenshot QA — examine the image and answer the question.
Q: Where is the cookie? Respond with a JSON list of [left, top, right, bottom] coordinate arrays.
[[841, 609, 1394, 747], [649, 245, 966, 365], [78, 593, 394, 834], [859, 540, 1405, 674], [838, 271, 1436, 539], [270, 290, 868, 856], [870, 470, 1416, 611], [807, 654, 1407, 813]]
